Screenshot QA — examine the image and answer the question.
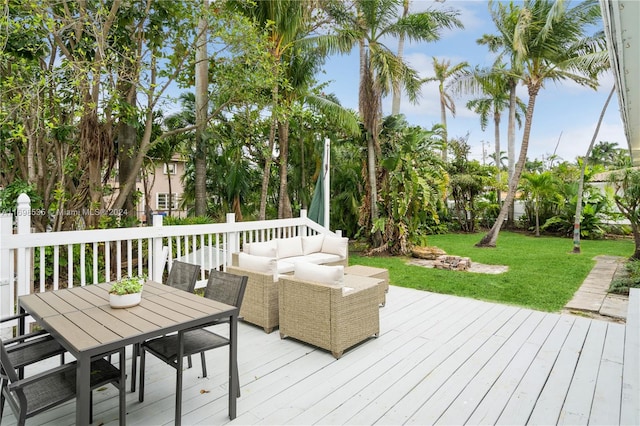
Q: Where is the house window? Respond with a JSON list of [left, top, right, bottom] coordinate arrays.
[[157, 193, 179, 210], [164, 163, 177, 175]]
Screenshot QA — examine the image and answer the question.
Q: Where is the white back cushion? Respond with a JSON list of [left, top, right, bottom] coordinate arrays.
[[244, 240, 277, 258], [302, 234, 325, 255], [321, 236, 348, 259], [277, 236, 304, 259], [238, 252, 277, 280], [294, 262, 344, 287]]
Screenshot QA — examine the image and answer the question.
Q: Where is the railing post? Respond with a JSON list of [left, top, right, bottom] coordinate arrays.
[[152, 214, 165, 282], [0, 213, 13, 337], [16, 194, 31, 300], [299, 209, 308, 236], [226, 213, 237, 267]]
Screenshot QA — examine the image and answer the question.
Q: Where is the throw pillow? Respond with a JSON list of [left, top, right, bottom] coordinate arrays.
[[294, 262, 344, 287], [302, 234, 325, 255]]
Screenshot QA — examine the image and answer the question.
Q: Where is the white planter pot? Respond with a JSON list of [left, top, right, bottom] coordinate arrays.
[[109, 292, 142, 309]]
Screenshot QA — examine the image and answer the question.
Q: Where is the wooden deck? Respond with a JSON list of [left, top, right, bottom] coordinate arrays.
[[3, 286, 638, 425]]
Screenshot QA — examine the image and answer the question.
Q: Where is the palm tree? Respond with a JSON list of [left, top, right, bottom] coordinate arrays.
[[463, 65, 525, 205], [326, 0, 462, 244], [477, 2, 526, 226], [476, 0, 608, 247], [422, 57, 469, 160], [391, 0, 411, 115], [589, 140, 620, 167], [572, 86, 615, 253], [521, 171, 556, 236], [228, 0, 311, 220]]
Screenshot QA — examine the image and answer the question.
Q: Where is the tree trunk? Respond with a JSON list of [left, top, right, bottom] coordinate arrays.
[[117, 121, 137, 219], [277, 120, 292, 218], [477, 85, 539, 247], [572, 85, 615, 253], [494, 109, 501, 206], [632, 225, 640, 260], [259, 87, 278, 220], [506, 79, 517, 227], [534, 200, 540, 237], [440, 84, 447, 161], [194, 2, 208, 216], [391, 0, 409, 115]]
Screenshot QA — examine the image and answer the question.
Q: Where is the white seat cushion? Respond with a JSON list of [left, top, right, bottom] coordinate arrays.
[[276, 260, 296, 274], [285, 252, 343, 265]]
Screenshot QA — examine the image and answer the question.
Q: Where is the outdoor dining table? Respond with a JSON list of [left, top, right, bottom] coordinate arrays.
[[17, 280, 239, 426]]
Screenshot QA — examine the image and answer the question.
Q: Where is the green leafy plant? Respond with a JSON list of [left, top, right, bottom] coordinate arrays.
[[109, 275, 145, 295], [609, 260, 640, 295]]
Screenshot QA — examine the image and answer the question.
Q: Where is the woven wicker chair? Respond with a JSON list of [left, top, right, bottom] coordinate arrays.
[[278, 274, 380, 359], [1, 340, 126, 425], [138, 270, 247, 408], [226, 264, 279, 333]]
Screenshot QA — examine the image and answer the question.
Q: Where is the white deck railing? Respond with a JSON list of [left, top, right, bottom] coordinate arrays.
[[0, 193, 339, 331]]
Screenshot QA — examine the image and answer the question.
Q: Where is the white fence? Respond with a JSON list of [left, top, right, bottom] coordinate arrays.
[[0, 194, 339, 333]]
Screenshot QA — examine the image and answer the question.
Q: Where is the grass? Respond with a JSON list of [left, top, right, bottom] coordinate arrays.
[[349, 231, 634, 312]]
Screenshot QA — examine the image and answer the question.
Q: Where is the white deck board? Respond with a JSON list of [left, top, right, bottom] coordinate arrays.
[[2, 284, 636, 426]]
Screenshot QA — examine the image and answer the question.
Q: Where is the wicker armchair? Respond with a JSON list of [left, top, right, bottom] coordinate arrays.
[[278, 274, 381, 359], [226, 263, 279, 333]]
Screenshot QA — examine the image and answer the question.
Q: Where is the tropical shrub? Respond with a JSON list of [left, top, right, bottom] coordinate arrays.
[[375, 116, 447, 254], [609, 260, 640, 295]]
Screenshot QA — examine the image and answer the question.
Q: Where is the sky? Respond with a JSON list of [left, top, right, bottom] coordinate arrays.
[[319, 0, 626, 166]]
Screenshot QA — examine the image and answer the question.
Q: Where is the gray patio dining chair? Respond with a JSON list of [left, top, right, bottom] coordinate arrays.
[[138, 269, 248, 406], [0, 313, 66, 376], [130, 260, 201, 392], [1, 312, 67, 412], [1, 339, 126, 425]]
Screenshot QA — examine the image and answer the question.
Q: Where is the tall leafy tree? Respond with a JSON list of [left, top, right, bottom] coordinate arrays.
[[609, 168, 640, 260], [377, 115, 447, 254], [476, 0, 608, 247], [463, 65, 525, 205], [326, 0, 462, 245], [477, 2, 527, 226], [521, 171, 556, 236], [572, 86, 614, 253], [422, 57, 469, 161]]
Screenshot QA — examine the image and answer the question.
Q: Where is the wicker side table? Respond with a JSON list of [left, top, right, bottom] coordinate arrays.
[[344, 265, 389, 306]]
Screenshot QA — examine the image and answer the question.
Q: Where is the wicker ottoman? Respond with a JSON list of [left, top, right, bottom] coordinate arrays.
[[344, 265, 389, 306]]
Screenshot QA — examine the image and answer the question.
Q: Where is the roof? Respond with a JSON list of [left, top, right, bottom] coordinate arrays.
[[600, 0, 640, 165]]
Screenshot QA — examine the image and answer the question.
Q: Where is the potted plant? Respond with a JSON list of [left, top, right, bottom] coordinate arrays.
[[109, 275, 145, 308]]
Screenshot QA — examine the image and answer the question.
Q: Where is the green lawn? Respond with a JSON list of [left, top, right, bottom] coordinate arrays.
[[349, 231, 634, 312]]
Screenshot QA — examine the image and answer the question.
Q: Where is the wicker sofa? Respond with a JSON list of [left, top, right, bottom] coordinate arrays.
[[226, 234, 349, 333], [278, 263, 381, 359]]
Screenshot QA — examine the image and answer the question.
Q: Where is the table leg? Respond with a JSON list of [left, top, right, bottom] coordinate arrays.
[[77, 355, 91, 425], [175, 331, 184, 426], [229, 313, 238, 419]]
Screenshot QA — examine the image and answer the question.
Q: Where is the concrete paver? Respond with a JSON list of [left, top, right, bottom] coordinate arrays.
[[565, 255, 628, 320]]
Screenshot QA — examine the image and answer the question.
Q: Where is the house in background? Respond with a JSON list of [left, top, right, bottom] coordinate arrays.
[[106, 154, 188, 224]]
